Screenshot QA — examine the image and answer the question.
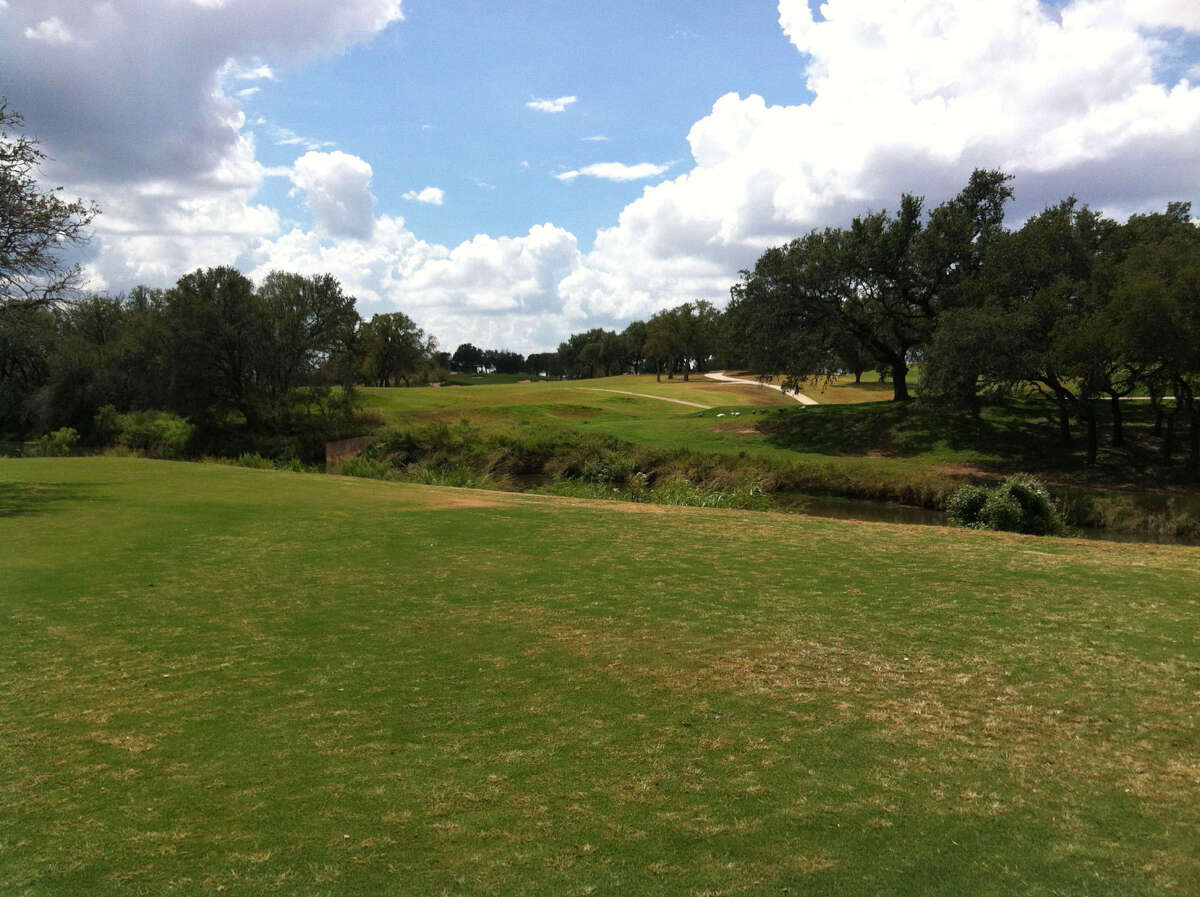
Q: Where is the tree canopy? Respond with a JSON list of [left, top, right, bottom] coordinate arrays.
[[0, 101, 98, 311], [727, 169, 1013, 401]]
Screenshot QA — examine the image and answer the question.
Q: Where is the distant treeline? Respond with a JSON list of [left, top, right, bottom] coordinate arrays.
[[3, 170, 1198, 473], [0, 268, 430, 457], [449, 300, 731, 382], [728, 170, 1200, 470]]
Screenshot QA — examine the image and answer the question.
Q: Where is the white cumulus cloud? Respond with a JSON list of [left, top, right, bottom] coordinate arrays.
[[10, 0, 1200, 354], [555, 162, 671, 182], [24, 16, 75, 44], [290, 151, 377, 240], [526, 95, 577, 113], [402, 186, 445, 205], [554, 0, 1200, 322]]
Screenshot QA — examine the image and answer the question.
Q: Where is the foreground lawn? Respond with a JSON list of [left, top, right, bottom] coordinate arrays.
[[2, 458, 1198, 895]]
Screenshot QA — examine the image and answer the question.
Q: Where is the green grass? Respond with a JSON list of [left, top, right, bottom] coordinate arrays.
[[3, 457, 1199, 895], [358, 379, 1200, 535]]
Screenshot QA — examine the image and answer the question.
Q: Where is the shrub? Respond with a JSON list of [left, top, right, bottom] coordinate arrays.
[[93, 405, 120, 445], [582, 451, 635, 485], [945, 485, 990, 528], [996, 474, 1065, 535], [116, 411, 195, 458], [26, 427, 79, 457], [979, 489, 1024, 532], [237, 452, 275, 470], [945, 475, 1064, 535], [337, 456, 393, 479]]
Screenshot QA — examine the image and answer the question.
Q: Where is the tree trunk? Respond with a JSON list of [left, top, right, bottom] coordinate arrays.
[[1189, 408, 1200, 475], [655, 361, 661, 383], [1163, 409, 1177, 465], [1110, 393, 1123, 447], [891, 361, 910, 402], [1058, 404, 1073, 447], [1152, 392, 1164, 436], [854, 368, 863, 384], [1085, 402, 1098, 466]]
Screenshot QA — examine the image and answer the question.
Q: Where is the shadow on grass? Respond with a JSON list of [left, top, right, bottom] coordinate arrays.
[[758, 399, 1076, 469], [0, 482, 103, 519]]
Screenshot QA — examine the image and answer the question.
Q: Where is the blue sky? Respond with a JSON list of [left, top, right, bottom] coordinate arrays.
[[246, 1, 814, 251], [4, 0, 1200, 352]]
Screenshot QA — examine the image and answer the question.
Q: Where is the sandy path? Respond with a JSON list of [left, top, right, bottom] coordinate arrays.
[[704, 371, 819, 405], [574, 387, 711, 409]]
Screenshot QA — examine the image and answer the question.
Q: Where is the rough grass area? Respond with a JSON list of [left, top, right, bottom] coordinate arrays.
[[2, 457, 1199, 896]]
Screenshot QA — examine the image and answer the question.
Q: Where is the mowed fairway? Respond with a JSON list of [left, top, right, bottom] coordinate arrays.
[[2, 459, 1199, 896]]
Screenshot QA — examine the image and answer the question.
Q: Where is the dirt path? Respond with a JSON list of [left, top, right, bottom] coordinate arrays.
[[704, 371, 819, 405], [574, 387, 711, 409]]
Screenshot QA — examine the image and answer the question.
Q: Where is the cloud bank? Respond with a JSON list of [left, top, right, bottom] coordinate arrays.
[[5, 0, 1199, 352]]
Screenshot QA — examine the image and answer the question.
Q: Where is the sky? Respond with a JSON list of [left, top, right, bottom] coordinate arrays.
[[3, 0, 1199, 353]]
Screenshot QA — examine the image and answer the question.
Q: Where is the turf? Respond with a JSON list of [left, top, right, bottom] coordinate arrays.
[[2, 457, 1198, 895]]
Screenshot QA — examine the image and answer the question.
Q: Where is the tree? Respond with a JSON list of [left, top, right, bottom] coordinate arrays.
[[1, 101, 98, 311], [925, 199, 1124, 463], [1112, 204, 1200, 470], [164, 266, 262, 427], [729, 169, 1013, 401], [255, 271, 359, 407], [451, 342, 485, 373], [644, 309, 681, 382], [360, 312, 430, 386], [621, 320, 647, 374], [0, 305, 55, 436]]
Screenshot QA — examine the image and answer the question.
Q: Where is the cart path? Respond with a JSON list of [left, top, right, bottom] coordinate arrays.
[[574, 387, 711, 409], [704, 371, 819, 405]]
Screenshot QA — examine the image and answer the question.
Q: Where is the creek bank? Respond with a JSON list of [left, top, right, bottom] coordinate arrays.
[[327, 420, 1200, 545]]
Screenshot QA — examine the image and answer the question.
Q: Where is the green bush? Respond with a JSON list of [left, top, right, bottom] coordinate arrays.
[[26, 427, 79, 457], [115, 411, 195, 458], [237, 452, 275, 470], [979, 489, 1024, 532], [337, 456, 393, 479], [582, 452, 635, 485], [93, 405, 120, 445], [995, 474, 1065, 536], [945, 485, 990, 528], [945, 475, 1064, 535]]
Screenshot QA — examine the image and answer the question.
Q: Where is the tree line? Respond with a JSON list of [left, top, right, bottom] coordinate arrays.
[[0, 265, 445, 455], [4, 95, 1198, 472], [726, 170, 1200, 471]]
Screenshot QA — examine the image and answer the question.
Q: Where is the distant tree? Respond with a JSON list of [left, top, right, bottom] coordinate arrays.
[[360, 312, 429, 386], [925, 199, 1122, 463], [0, 101, 98, 312], [1111, 204, 1200, 470], [162, 267, 359, 431], [557, 328, 623, 378], [0, 305, 55, 436], [255, 271, 359, 408], [644, 309, 680, 381], [451, 342, 485, 373], [621, 320, 647, 374], [675, 300, 721, 379], [164, 267, 263, 427], [729, 169, 1013, 401], [485, 348, 524, 375]]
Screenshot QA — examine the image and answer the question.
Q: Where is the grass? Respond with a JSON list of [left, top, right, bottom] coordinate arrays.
[[356, 377, 1200, 537], [3, 457, 1199, 895]]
